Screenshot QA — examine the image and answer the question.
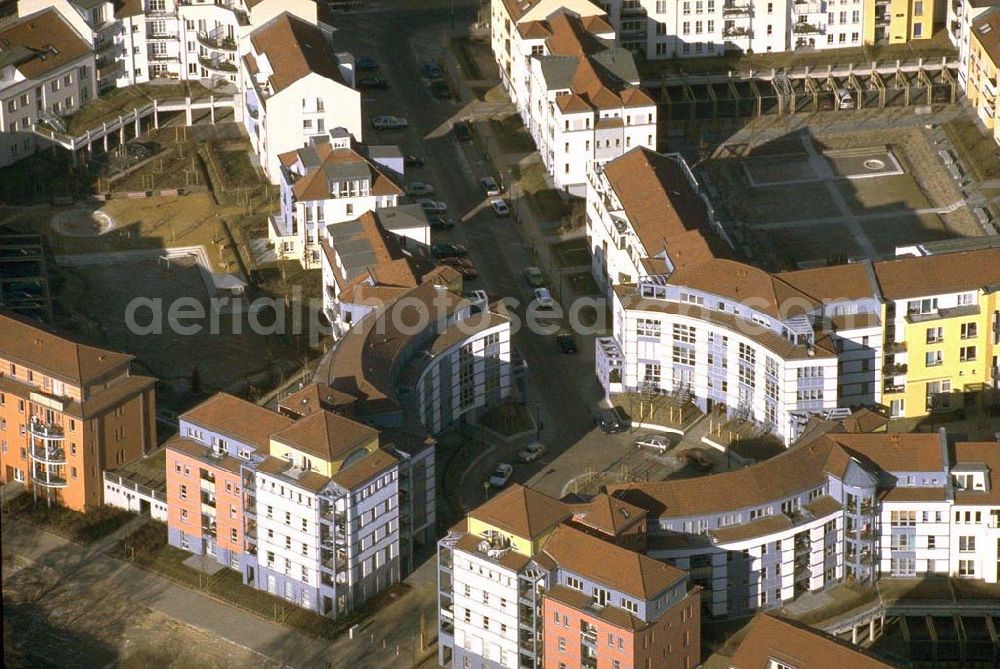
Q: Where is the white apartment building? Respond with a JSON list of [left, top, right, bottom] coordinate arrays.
[[599, 0, 865, 59], [273, 134, 403, 266], [613, 430, 1000, 617], [949, 0, 998, 87], [586, 146, 729, 293], [0, 9, 96, 167], [492, 1, 657, 194], [241, 13, 362, 184]]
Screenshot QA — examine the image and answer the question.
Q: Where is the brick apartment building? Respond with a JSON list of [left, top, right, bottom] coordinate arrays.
[[0, 311, 157, 510]]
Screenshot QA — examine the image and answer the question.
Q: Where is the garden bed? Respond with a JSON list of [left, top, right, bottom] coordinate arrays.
[[478, 401, 536, 437], [5, 496, 133, 544]]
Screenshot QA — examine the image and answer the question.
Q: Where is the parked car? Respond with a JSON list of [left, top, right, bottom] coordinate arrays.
[[371, 115, 408, 130], [523, 266, 544, 288], [682, 448, 714, 472], [595, 406, 630, 434], [404, 154, 424, 168], [358, 77, 389, 90], [428, 215, 455, 232], [480, 176, 501, 196], [533, 287, 554, 310], [518, 442, 548, 463], [418, 199, 448, 214], [430, 80, 451, 99], [453, 120, 472, 141], [431, 242, 468, 258], [556, 331, 577, 354], [440, 257, 479, 279], [635, 433, 670, 452], [490, 198, 509, 217], [489, 463, 514, 487], [422, 62, 443, 79], [356, 56, 379, 71], [405, 181, 435, 196]]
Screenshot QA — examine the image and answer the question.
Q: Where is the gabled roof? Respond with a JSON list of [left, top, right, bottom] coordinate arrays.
[[972, 7, 1000, 69], [180, 393, 293, 451], [0, 311, 132, 386], [0, 9, 91, 80], [278, 383, 357, 417], [541, 525, 686, 600], [249, 12, 347, 94], [666, 259, 820, 320], [569, 493, 646, 536], [779, 262, 876, 302], [270, 409, 378, 462], [601, 147, 722, 266], [282, 141, 402, 202], [469, 484, 572, 539], [873, 247, 1000, 300], [730, 614, 897, 668]]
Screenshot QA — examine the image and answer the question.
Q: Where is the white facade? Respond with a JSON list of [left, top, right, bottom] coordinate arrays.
[[0, 9, 96, 167], [450, 549, 521, 669], [949, 0, 996, 87], [103, 472, 169, 521]]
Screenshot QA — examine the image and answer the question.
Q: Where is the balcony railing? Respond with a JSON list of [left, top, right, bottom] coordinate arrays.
[[199, 56, 238, 73], [197, 31, 237, 51], [793, 22, 825, 34], [28, 418, 65, 440], [883, 362, 908, 376], [723, 26, 751, 37], [30, 468, 68, 488], [29, 442, 67, 465], [722, 3, 752, 15]]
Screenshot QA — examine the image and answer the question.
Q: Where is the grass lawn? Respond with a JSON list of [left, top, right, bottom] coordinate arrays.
[[487, 117, 535, 154], [115, 521, 358, 639], [5, 496, 133, 544], [518, 160, 571, 221], [63, 82, 217, 135], [943, 116, 1000, 182], [217, 149, 258, 184], [479, 401, 536, 437]]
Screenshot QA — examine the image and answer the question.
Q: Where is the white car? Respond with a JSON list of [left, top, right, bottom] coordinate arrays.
[[517, 442, 547, 463], [371, 115, 408, 130], [489, 463, 514, 487], [419, 199, 448, 214], [533, 287, 554, 310], [635, 434, 670, 452], [490, 198, 509, 217], [405, 181, 435, 196]]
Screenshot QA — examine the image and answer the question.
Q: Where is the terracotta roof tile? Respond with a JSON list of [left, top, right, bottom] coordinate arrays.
[[180, 393, 293, 451], [250, 13, 347, 94], [0, 9, 91, 80], [730, 614, 896, 668], [468, 484, 572, 539], [0, 311, 133, 386], [270, 409, 378, 462], [873, 248, 1000, 300], [569, 493, 646, 536], [541, 525, 686, 599], [278, 383, 357, 417], [330, 448, 398, 490]]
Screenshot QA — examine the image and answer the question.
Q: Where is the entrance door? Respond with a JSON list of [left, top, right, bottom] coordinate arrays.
[[13, 468, 24, 482], [266, 574, 277, 594]]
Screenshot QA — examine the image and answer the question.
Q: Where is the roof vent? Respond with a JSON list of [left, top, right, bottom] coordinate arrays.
[[33, 338, 42, 345]]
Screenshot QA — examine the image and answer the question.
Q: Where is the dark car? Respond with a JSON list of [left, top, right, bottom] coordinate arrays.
[[404, 154, 424, 168], [430, 79, 451, 99], [422, 62, 443, 79], [595, 406, 630, 434], [453, 120, 472, 141], [356, 57, 379, 71], [428, 215, 455, 232], [556, 331, 577, 354], [440, 257, 479, 279], [431, 242, 468, 258], [358, 77, 389, 90]]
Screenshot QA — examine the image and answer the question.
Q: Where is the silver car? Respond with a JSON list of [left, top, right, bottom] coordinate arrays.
[[635, 434, 670, 452]]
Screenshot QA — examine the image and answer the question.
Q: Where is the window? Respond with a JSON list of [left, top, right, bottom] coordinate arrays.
[[926, 327, 943, 344], [890, 510, 916, 526], [961, 322, 978, 339], [959, 536, 976, 552], [637, 318, 661, 337], [179, 484, 188, 500], [958, 559, 975, 576], [913, 0, 923, 15], [957, 292, 975, 306], [673, 324, 695, 343], [960, 346, 977, 362], [738, 343, 755, 364], [925, 351, 943, 367], [682, 21, 690, 35], [908, 298, 937, 315]]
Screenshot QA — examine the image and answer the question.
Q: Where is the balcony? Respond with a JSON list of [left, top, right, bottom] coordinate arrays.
[[883, 381, 905, 394], [723, 26, 751, 37], [30, 468, 68, 488], [885, 340, 907, 354], [199, 55, 238, 73], [200, 491, 216, 508], [620, 3, 646, 15], [793, 22, 825, 35], [197, 31, 237, 52], [29, 442, 66, 465], [28, 418, 64, 440], [883, 362, 908, 376], [793, 0, 825, 14], [722, 3, 752, 16]]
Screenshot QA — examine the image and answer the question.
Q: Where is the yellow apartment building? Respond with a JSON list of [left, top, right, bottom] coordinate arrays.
[[966, 9, 1000, 144], [864, 0, 936, 45]]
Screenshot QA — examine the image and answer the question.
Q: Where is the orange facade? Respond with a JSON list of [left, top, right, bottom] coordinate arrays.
[[541, 590, 701, 669], [0, 367, 156, 512], [166, 448, 244, 557]]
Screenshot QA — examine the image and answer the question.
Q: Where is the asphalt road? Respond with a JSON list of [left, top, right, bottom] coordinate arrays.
[[328, 6, 640, 508]]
